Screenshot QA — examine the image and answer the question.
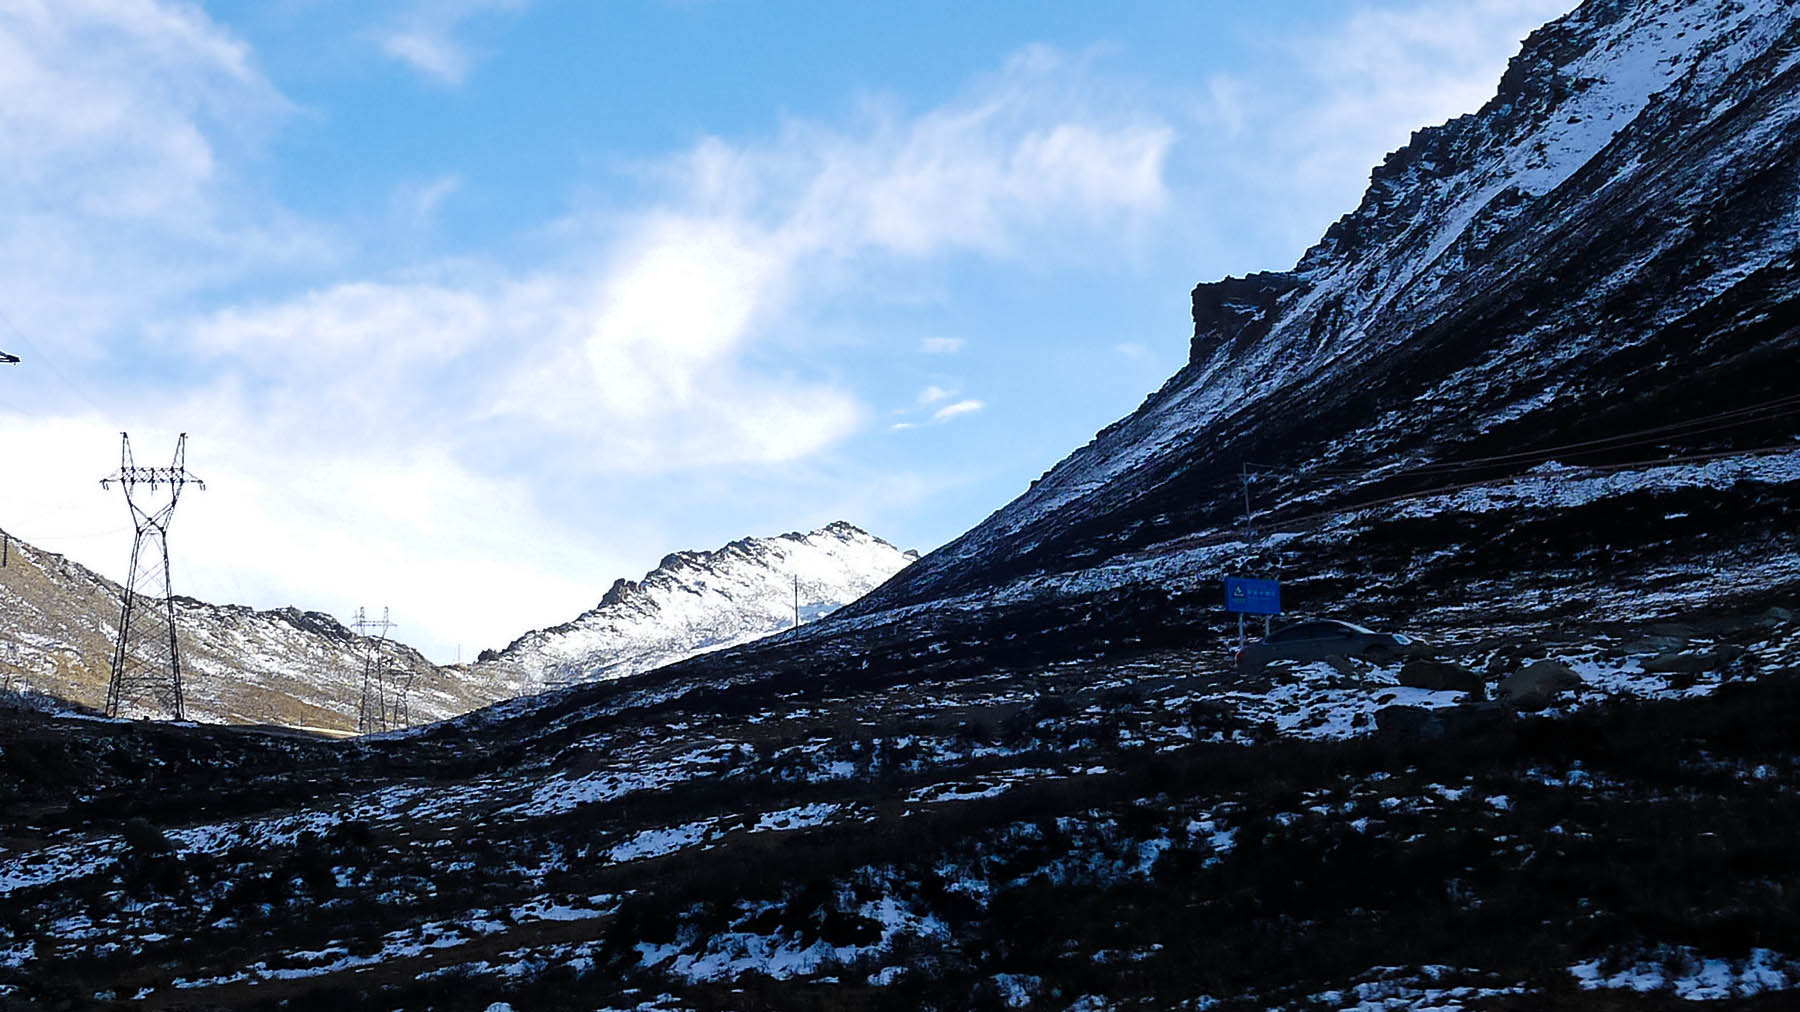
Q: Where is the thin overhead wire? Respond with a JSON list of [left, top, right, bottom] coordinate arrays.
[[0, 305, 113, 418], [0, 525, 133, 543], [1245, 391, 1800, 483], [1258, 441, 1800, 535]]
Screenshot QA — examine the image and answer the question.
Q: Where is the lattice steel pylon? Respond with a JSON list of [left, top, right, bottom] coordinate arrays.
[[100, 433, 205, 719], [353, 607, 396, 734]]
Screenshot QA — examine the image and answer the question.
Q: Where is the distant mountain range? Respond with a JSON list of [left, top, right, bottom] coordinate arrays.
[[0, 521, 913, 732]]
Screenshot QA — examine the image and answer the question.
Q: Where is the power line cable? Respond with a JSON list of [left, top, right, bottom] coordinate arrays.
[[0, 305, 114, 418], [1378, 397, 1800, 474], [0, 525, 134, 543], [1245, 391, 1800, 483]]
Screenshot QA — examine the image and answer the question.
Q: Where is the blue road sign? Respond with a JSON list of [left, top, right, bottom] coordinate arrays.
[[1224, 577, 1281, 615]]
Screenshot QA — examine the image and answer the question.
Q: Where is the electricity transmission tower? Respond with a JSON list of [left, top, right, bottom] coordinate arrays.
[[353, 607, 407, 734], [100, 433, 205, 719]]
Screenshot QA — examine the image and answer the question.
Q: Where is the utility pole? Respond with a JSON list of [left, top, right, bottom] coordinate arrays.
[[793, 574, 800, 632], [1, 357, 14, 568], [1239, 462, 1275, 639], [2, 353, 19, 573], [352, 607, 394, 734], [100, 433, 205, 720], [1240, 462, 1252, 649]]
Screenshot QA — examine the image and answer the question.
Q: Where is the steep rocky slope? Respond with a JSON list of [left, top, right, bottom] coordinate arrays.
[[849, 0, 1800, 624], [469, 522, 915, 690]]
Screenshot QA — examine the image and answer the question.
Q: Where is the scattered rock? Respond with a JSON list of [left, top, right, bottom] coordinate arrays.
[[120, 817, 174, 855], [1497, 660, 1582, 711], [1375, 705, 1436, 739], [1376, 702, 1508, 741], [1482, 644, 1540, 678], [1641, 651, 1708, 674], [1397, 658, 1484, 695], [1642, 644, 1750, 675], [1718, 645, 1762, 679], [1187, 700, 1240, 732], [1619, 634, 1685, 655]]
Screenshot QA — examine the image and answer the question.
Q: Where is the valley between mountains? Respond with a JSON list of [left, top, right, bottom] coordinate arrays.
[[3, 0, 1799, 1008]]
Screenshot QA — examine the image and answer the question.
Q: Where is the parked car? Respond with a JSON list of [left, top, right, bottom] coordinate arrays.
[[1236, 618, 1419, 673]]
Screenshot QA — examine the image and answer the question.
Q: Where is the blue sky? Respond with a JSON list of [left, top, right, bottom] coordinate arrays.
[[0, 0, 1573, 660]]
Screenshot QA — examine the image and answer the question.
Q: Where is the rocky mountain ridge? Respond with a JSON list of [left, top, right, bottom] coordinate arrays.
[[469, 521, 915, 690]]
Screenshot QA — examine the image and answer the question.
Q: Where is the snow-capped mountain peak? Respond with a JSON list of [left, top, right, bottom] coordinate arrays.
[[479, 521, 916, 685]]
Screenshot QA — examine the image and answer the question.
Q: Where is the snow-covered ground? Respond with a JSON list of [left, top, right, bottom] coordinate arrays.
[[1571, 947, 1800, 1000]]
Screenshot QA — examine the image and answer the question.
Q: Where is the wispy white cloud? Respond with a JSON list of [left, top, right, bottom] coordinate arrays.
[[648, 46, 1174, 262], [931, 399, 984, 422], [0, 0, 319, 349], [482, 44, 1174, 464], [889, 384, 975, 430], [392, 174, 463, 225], [920, 336, 965, 355], [377, 0, 527, 87]]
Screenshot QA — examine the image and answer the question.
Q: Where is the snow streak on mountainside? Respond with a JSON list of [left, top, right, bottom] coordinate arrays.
[[473, 522, 916, 688], [853, 0, 1800, 616]]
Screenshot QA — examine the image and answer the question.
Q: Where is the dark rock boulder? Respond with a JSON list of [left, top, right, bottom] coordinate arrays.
[[1376, 702, 1509, 741], [1498, 660, 1583, 711], [1643, 644, 1750, 675], [1398, 658, 1485, 694]]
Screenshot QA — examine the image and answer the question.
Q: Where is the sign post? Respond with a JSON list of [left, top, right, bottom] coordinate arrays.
[[1224, 577, 1282, 650]]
